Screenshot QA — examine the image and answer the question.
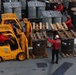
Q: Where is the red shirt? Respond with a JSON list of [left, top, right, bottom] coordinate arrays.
[[47, 38, 61, 50], [54, 5, 63, 12], [65, 19, 72, 28], [0, 34, 10, 43]]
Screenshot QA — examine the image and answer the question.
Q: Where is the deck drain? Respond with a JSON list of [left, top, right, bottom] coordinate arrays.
[[36, 63, 47, 68], [42, 69, 46, 71], [0, 71, 4, 73]]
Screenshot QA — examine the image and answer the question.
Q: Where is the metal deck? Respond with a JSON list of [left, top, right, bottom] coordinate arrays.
[[0, 47, 76, 75]]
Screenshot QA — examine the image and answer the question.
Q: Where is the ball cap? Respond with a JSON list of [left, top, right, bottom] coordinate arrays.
[[55, 35, 59, 39]]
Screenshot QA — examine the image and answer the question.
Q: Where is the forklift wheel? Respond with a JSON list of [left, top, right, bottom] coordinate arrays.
[[17, 53, 26, 61], [0, 57, 3, 62]]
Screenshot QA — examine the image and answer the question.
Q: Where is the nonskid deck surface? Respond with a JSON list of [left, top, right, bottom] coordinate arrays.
[[0, 48, 76, 75]]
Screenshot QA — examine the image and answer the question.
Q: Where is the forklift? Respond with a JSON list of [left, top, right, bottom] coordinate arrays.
[[0, 25, 29, 62]]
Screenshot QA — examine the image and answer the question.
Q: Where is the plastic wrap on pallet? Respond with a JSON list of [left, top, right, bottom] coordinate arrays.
[[3, 2, 12, 8], [50, 11, 62, 23], [28, 1, 46, 7], [19, 0, 26, 9], [42, 10, 62, 27], [50, 11, 62, 17], [4, 2, 22, 8], [4, 2, 22, 19], [3, 2, 12, 13], [11, 2, 22, 8], [28, 1, 45, 19], [14, 7, 22, 20], [42, 11, 52, 29]]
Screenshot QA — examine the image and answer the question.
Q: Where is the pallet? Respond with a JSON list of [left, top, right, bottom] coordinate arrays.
[[32, 22, 49, 31], [29, 50, 49, 58], [50, 23, 68, 31], [61, 52, 76, 58], [57, 30, 76, 40]]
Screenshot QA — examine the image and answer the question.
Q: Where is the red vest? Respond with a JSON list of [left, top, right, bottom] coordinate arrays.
[[54, 5, 63, 12], [47, 38, 61, 50], [65, 19, 72, 28], [0, 34, 10, 42]]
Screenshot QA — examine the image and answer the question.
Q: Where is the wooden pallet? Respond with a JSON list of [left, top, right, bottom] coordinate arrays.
[[50, 23, 68, 31], [61, 52, 76, 58], [57, 30, 76, 40], [32, 22, 49, 31], [29, 50, 49, 58]]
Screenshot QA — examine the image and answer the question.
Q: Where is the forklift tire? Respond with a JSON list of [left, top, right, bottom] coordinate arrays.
[[0, 57, 3, 62], [17, 53, 26, 61]]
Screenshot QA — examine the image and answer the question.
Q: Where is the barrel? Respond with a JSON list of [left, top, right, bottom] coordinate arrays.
[[61, 39, 74, 53], [33, 40, 46, 56], [68, 1, 76, 15], [72, 12, 76, 31]]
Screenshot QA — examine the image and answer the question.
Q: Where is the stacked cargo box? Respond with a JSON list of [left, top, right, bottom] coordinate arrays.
[[3, 2, 22, 20], [28, 1, 45, 19], [42, 10, 62, 26]]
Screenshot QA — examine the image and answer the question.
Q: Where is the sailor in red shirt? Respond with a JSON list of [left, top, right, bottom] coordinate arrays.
[[46, 35, 61, 64], [0, 33, 14, 45], [0, 34, 10, 43], [54, 1, 63, 13], [65, 15, 73, 30]]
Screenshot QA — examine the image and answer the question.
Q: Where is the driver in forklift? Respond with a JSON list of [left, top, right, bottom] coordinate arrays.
[[0, 33, 15, 46]]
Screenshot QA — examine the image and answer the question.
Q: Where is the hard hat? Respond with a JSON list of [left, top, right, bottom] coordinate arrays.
[[55, 35, 59, 39]]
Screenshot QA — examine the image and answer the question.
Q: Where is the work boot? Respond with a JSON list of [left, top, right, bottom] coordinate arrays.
[[55, 61, 58, 64]]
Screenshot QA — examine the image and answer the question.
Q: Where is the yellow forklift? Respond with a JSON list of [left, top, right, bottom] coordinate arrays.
[[0, 25, 29, 62], [0, 13, 48, 58], [1, 13, 32, 45]]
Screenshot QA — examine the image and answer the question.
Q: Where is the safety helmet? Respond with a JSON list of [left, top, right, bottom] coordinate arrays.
[[55, 35, 59, 39]]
